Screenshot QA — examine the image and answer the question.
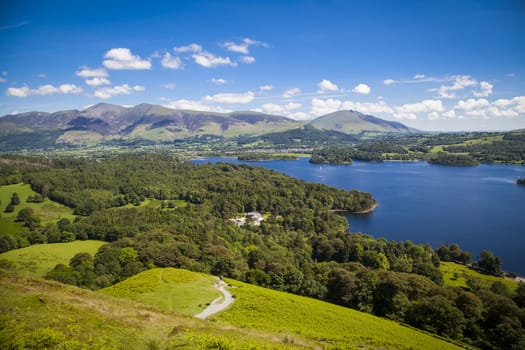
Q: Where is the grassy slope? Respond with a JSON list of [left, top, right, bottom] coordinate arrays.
[[440, 261, 518, 290], [0, 240, 106, 277], [0, 183, 75, 224], [0, 270, 298, 350], [217, 278, 462, 350], [101, 268, 221, 315]]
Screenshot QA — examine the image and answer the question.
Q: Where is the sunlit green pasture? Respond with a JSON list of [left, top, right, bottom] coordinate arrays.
[[0, 240, 106, 277]]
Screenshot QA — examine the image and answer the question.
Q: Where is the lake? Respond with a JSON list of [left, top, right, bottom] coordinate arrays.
[[193, 157, 525, 275]]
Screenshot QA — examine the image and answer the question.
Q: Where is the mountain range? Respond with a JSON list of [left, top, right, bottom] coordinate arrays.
[[0, 103, 415, 150]]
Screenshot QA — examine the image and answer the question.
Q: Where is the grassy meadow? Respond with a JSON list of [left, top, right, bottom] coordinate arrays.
[[0, 183, 75, 224], [101, 268, 220, 315], [0, 269, 299, 350], [217, 278, 463, 350], [440, 261, 519, 290], [0, 240, 106, 277]]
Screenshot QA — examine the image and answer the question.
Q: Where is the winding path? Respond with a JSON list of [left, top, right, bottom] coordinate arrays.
[[195, 279, 234, 319]]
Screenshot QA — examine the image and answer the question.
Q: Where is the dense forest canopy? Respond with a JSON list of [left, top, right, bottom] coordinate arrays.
[[0, 153, 524, 349]]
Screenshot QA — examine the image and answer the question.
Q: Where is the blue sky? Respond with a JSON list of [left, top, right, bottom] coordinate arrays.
[[1, 0, 524, 131]]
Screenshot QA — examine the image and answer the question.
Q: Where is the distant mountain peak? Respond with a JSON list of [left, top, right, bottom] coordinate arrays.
[[308, 109, 415, 134]]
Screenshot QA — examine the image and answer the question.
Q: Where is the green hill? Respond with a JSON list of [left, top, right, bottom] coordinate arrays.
[[101, 268, 221, 315], [0, 267, 464, 349], [0, 240, 106, 277], [308, 110, 415, 134]]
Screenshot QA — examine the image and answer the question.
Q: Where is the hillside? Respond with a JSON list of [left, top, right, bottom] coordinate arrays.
[[0, 267, 462, 349], [0, 240, 106, 277], [0, 104, 420, 151], [308, 110, 415, 134], [0, 103, 300, 150]]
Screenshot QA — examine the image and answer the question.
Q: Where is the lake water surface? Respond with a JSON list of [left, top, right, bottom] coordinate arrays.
[[193, 157, 525, 275]]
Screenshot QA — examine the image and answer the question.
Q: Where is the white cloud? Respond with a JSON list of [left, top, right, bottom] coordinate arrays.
[[204, 91, 254, 104], [413, 74, 425, 79], [223, 38, 268, 54], [352, 83, 371, 95], [283, 87, 301, 98], [6, 84, 83, 97], [6, 87, 30, 97], [472, 81, 493, 97], [311, 98, 344, 115], [240, 55, 256, 64], [76, 66, 108, 78], [259, 102, 301, 114], [94, 84, 145, 99], [161, 83, 176, 90], [396, 99, 444, 114], [162, 99, 231, 113], [103, 48, 151, 70], [431, 75, 477, 98], [341, 101, 394, 115], [161, 53, 183, 69], [259, 85, 273, 91], [383, 79, 395, 86], [318, 79, 339, 93], [0, 77, 7, 83], [85, 77, 111, 86], [37, 73, 46, 78], [211, 78, 227, 85], [173, 43, 203, 53], [192, 51, 237, 68], [287, 112, 312, 120], [455, 98, 490, 111]]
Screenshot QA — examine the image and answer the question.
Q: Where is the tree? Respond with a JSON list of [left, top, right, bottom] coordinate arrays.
[[45, 264, 77, 285], [477, 250, 503, 276], [10, 193, 20, 206], [406, 295, 466, 339], [4, 203, 14, 213]]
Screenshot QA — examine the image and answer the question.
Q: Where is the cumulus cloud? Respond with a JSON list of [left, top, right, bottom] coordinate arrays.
[[103, 48, 151, 70], [287, 112, 312, 120], [173, 43, 203, 53], [431, 75, 477, 98], [259, 85, 273, 91], [6, 84, 83, 97], [413, 74, 425, 79], [223, 38, 268, 54], [94, 84, 145, 99], [311, 98, 345, 115], [352, 83, 371, 95], [85, 77, 111, 86], [472, 81, 493, 97], [211, 78, 227, 85], [204, 91, 254, 104], [161, 53, 183, 69], [76, 66, 108, 78], [193, 51, 237, 68], [383, 79, 395, 86], [162, 99, 231, 113], [258, 102, 301, 114], [394, 99, 443, 120], [283, 87, 301, 98], [240, 56, 256, 64], [342, 101, 394, 115], [318, 79, 339, 93], [6, 87, 30, 97]]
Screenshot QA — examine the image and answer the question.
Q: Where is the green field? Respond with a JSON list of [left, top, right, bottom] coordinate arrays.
[[0, 240, 106, 277], [440, 261, 519, 290], [217, 278, 462, 350], [0, 269, 297, 350], [0, 183, 75, 224], [101, 268, 220, 315]]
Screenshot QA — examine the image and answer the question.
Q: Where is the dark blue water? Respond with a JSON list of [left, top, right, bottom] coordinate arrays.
[[193, 157, 525, 275]]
